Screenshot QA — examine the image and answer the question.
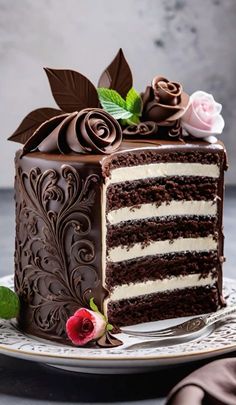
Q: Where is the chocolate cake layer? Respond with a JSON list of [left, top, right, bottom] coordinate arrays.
[[107, 285, 220, 327], [106, 177, 218, 211], [106, 150, 223, 174], [105, 251, 219, 288], [106, 216, 218, 249]]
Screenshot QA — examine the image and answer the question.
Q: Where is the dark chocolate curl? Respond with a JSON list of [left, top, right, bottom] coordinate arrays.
[[168, 120, 182, 137], [123, 121, 158, 137], [96, 331, 123, 348]]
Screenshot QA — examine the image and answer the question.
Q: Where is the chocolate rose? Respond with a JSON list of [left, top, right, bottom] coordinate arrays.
[[123, 121, 158, 137], [142, 77, 189, 123], [23, 108, 122, 155]]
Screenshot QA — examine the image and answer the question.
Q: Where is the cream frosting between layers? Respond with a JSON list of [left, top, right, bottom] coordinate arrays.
[[108, 162, 220, 184], [107, 200, 217, 225], [107, 236, 217, 263], [107, 273, 217, 302]]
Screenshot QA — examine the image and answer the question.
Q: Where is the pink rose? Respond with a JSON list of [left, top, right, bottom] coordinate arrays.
[[66, 308, 106, 346], [181, 91, 224, 143]]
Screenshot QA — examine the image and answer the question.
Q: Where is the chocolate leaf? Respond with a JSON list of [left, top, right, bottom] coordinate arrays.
[[98, 48, 133, 98], [44, 68, 99, 113], [8, 108, 63, 144]]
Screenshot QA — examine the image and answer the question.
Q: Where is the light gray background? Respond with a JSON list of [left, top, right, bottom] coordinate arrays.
[[0, 2, 236, 403], [0, 0, 236, 187]]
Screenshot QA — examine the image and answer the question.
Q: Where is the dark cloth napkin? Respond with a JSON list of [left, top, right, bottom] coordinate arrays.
[[166, 358, 236, 405]]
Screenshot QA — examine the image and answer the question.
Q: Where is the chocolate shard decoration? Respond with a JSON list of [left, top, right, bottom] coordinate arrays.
[[44, 68, 99, 113], [8, 108, 63, 144], [98, 48, 133, 98]]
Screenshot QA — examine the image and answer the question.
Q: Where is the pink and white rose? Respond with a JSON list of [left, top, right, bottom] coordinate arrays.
[[66, 308, 107, 346], [181, 91, 225, 143]]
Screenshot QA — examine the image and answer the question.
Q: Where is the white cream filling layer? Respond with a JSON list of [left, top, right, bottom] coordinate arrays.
[[107, 200, 217, 225], [108, 163, 219, 184], [108, 273, 217, 302], [108, 236, 217, 263]]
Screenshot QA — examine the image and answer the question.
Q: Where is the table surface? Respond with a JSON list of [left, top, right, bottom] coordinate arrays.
[[0, 189, 236, 405]]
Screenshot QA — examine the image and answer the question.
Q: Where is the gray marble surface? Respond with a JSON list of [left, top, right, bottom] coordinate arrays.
[[0, 188, 235, 404], [1, 0, 236, 187]]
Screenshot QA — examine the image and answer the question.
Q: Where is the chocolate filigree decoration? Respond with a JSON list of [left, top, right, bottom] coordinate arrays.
[[14, 164, 107, 341]]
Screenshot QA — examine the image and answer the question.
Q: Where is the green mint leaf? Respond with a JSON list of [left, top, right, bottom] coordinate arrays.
[[127, 114, 140, 125], [106, 323, 114, 331], [89, 297, 100, 313], [97, 88, 133, 120], [126, 87, 142, 116], [0, 286, 20, 319], [97, 88, 126, 108], [122, 114, 140, 126]]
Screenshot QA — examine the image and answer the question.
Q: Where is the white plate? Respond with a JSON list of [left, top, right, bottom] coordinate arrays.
[[0, 275, 236, 374]]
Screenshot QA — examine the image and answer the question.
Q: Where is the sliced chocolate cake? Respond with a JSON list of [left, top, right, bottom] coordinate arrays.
[[103, 142, 226, 327], [9, 49, 227, 347]]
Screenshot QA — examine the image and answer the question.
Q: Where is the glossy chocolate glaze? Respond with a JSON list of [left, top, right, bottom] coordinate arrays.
[[14, 138, 227, 344]]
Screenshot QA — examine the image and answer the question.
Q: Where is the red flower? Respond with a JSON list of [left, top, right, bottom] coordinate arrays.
[[66, 308, 107, 346]]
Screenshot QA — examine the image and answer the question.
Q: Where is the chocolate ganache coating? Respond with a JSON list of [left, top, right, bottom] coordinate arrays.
[[14, 151, 108, 343]]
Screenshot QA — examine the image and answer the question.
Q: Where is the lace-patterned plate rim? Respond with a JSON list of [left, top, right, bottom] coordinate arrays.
[[0, 275, 236, 368]]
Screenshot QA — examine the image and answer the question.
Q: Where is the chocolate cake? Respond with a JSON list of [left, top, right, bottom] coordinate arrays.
[[9, 49, 227, 346]]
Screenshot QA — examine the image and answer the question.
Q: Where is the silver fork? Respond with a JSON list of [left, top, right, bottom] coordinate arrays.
[[121, 305, 236, 339]]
